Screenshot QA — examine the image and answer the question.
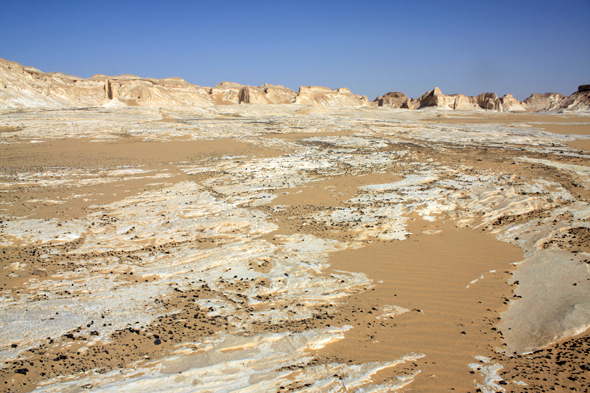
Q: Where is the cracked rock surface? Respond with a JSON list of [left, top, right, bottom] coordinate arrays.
[[1, 105, 589, 392]]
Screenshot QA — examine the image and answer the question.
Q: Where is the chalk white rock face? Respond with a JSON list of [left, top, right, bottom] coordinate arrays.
[[374, 91, 411, 108], [543, 85, 590, 112], [453, 93, 479, 110], [101, 76, 214, 107], [238, 84, 296, 104], [0, 57, 214, 109], [499, 93, 526, 111], [523, 92, 567, 110], [476, 92, 503, 111], [208, 81, 243, 105], [0, 58, 100, 109], [417, 87, 455, 109], [295, 86, 372, 107]]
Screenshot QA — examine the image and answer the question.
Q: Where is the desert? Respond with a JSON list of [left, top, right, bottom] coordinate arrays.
[[0, 55, 589, 393]]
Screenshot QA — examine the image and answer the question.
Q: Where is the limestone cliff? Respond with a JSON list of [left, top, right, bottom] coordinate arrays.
[[294, 86, 371, 107], [374, 92, 411, 108], [475, 92, 503, 111], [0, 58, 214, 109], [0, 58, 103, 108], [417, 87, 455, 109], [238, 84, 296, 104], [523, 93, 567, 111], [452, 94, 479, 110], [209, 82, 243, 105], [499, 94, 526, 111], [0, 57, 586, 112], [412, 88, 525, 112], [0, 58, 364, 109], [527, 86, 590, 112]]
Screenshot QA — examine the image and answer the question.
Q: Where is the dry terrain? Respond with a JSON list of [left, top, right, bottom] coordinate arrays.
[[1, 105, 589, 392]]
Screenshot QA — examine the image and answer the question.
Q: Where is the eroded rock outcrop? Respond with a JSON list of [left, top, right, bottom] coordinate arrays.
[[453, 94, 478, 110], [374, 92, 411, 108], [475, 92, 502, 111], [238, 84, 296, 104], [0, 58, 104, 108], [209, 82, 243, 105], [418, 87, 455, 109], [523, 93, 567, 111], [0, 57, 370, 110], [542, 85, 590, 112], [410, 88, 528, 112], [295, 86, 371, 107], [499, 93, 526, 111], [0, 58, 214, 109], [1, 57, 586, 112]]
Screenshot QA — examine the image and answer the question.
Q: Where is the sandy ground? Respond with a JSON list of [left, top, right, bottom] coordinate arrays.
[[0, 106, 589, 392], [316, 217, 523, 392]]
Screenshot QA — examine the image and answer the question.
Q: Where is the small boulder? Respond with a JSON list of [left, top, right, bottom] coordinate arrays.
[[33, 268, 48, 277]]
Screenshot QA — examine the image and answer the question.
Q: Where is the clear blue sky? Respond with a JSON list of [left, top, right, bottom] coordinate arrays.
[[1, 0, 589, 100]]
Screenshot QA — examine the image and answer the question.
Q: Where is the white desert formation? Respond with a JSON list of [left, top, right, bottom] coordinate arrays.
[[542, 84, 590, 112], [523, 92, 568, 110], [294, 86, 370, 107], [2, 57, 588, 112], [377, 87, 528, 112], [0, 57, 590, 393]]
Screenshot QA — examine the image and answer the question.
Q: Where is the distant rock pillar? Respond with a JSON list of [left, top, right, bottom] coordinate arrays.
[[239, 86, 251, 104], [105, 79, 113, 100]]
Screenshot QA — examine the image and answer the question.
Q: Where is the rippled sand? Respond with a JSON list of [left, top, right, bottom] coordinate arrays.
[[1, 106, 589, 392]]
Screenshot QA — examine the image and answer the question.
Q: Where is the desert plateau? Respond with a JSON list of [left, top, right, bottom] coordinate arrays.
[[1, 57, 590, 393]]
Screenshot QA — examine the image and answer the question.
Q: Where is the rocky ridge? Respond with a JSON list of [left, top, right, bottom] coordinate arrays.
[[541, 85, 590, 112], [376, 87, 527, 112], [0, 58, 368, 110], [0, 57, 587, 112], [522, 92, 567, 111]]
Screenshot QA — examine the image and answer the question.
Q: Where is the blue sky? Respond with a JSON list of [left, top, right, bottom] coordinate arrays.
[[1, 0, 589, 100]]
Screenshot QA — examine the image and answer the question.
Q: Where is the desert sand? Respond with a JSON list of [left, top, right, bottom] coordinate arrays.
[[1, 103, 589, 393]]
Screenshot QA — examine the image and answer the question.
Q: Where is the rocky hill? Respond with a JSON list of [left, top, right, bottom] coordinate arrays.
[[0, 58, 364, 109], [522, 93, 567, 111], [294, 86, 370, 106], [0, 58, 214, 109], [375, 87, 527, 112], [540, 85, 590, 112], [0, 57, 587, 112], [0, 58, 375, 110]]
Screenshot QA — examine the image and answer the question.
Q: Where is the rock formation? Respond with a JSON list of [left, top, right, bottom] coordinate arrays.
[[0, 57, 587, 112], [417, 87, 455, 109], [238, 84, 296, 104], [208, 82, 243, 105], [523, 93, 567, 111], [0, 58, 367, 109], [542, 85, 590, 112], [404, 98, 420, 110], [452, 94, 479, 110], [0, 57, 214, 109], [412, 88, 526, 112], [475, 93, 502, 111], [294, 86, 371, 107], [374, 92, 411, 108], [499, 94, 526, 111]]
